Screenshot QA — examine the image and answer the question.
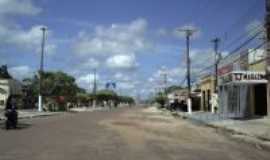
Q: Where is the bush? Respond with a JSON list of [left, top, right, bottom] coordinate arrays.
[[155, 95, 168, 108]]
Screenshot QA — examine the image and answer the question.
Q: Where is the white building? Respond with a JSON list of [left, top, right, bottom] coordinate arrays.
[[0, 79, 22, 109]]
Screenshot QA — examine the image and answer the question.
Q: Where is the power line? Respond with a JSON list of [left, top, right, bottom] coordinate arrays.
[[193, 41, 266, 79], [222, 29, 264, 60], [225, 41, 266, 66], [220, 0, 261, 41], [222, 24, 264, 50]]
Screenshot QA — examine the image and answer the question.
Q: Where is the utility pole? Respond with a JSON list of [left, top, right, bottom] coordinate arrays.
[[211, 38, 221, 93], [38, 27, 46, 112], [178, 28, 196, 114], [265, 0, 270, 116], [93, 68, 97, 95], [92, 68, 97, 108], [164, 72, 167, 94], [160, 68, 168, 95]]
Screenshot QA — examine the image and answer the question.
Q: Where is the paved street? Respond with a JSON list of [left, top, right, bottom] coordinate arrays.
[[0, 107, 270, 160]]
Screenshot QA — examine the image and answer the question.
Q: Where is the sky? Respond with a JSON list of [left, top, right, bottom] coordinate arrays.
[[0, 0, 265, 98]]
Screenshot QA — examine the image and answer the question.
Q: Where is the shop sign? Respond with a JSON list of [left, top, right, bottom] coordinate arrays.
[[218, 64, 233, 76], [220, 71, 267, 84]]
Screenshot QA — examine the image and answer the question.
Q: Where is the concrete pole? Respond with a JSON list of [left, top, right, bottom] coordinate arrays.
[[177, 28, 196, 114], [211, 38, 221, 93], [265, 0, 270, 116], [38, 27, 46, 112], [211, 38, 220, 113], [92, 68, 97, 108]]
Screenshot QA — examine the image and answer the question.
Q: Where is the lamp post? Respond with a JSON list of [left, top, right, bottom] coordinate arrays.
[[38, 27, 46, 112]]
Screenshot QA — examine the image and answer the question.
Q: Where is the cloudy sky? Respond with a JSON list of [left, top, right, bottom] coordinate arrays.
[[0, 0, 265, 98]]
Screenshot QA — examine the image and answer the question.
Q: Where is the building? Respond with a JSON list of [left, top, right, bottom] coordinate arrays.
[[218, 49, 267, 118], [167, 89, 188, 104], [0, 65, 22, 109], [199, 75, 215, 112], [167, 88, 201, 111]]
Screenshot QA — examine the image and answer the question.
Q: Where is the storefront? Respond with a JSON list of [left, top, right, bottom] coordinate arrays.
[[219, 71, 267, 118]]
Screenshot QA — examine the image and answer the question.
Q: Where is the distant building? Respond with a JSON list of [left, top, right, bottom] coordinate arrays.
[[0, 65, 22, 109], [167, 89, 188, 104], [167, 88, 201, 111]]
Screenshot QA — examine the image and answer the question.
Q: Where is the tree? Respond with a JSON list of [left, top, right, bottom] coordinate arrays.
[[154, 93, 168, 108], [96, 89, 118, 102], [118, 95, 135, 104], [22, 71, 85, 110]]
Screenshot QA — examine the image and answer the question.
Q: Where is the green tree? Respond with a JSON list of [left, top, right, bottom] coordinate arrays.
[[154, 93, 168, 108], [95, 89, 118, 102], [118, 95, 135, 104], [22, 71, 85, 109]]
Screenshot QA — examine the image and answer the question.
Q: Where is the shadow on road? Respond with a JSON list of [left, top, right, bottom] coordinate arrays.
[[0, 121, 32, 130]]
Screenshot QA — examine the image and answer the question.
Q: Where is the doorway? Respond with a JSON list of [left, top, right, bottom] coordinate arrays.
[[254, 84, 267, 116], [207, 90, 211, 111]]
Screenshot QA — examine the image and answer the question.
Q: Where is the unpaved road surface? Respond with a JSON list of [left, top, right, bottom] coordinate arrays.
[[0, 107, 269, 160]]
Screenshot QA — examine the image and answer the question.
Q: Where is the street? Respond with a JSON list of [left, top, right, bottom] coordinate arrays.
[[0, 107, 270, 160]]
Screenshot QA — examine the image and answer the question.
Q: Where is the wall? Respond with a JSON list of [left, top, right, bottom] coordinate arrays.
[[200, 75, 215, 111]]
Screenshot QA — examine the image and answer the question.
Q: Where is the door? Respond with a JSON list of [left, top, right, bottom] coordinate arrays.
[[202, 91, 206, 111], [254, 84, 267, 116], [207, 90, 211, 111]]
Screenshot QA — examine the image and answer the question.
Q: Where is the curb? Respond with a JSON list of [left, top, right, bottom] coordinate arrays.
[[164, 109, 270, 151], [0, 112, 63, 121]]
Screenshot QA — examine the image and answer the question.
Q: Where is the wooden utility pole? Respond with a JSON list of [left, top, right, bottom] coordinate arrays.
[[265, 0, 270, 116], [211, 38, 221, 93]]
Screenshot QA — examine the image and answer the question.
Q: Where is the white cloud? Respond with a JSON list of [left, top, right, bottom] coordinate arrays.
[[9, 65, 33, 80], [151, 66, 186, 85], [73, 18, 148, 57], [118, 83, 135, 90], [0, 24, 56, 54], [76, 73, 99, 90], [114, 73, 131, 82], [106, 54, 138, 70], [80, 58, 100, 69], [0, 0, 41, 16], [148, 48, 215, 87]]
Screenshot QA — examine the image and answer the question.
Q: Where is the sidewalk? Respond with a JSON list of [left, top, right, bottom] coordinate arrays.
[[69, 107, 107, 112], [0, 109, 63, 120], [162, 108, 270, 150]]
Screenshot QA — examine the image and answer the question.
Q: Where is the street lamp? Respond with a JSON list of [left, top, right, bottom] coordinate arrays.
[[38, 27, 47, 112]]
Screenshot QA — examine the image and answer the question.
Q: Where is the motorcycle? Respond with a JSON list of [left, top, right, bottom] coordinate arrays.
[[5, 109, 18, 129]]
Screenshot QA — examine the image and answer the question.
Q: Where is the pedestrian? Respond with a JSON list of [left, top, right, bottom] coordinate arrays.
[[5, 95, 18, 129]]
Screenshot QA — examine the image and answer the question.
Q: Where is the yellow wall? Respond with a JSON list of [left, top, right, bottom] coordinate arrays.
[[249, 60, 266, 71], [200, 76, 215, 111]]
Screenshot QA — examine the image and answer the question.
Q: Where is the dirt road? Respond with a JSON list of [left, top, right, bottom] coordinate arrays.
[[0, 107, 269, 160]]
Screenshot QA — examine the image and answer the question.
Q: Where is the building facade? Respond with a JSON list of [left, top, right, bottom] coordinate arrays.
[[218, 49, 268, 118], [0, 65, 22, 109], [199, 75, 215, 112]]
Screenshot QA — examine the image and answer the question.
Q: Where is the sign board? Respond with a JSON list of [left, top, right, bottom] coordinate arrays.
[[219, 71, 267, 85], [218, 64, 233, 76]]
